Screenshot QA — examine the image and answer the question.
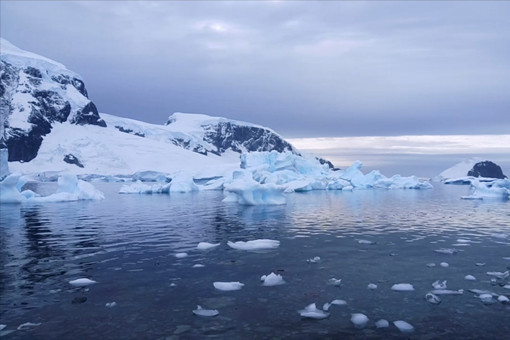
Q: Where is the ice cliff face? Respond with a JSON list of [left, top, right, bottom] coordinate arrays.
[[0, 38, 106, 162]]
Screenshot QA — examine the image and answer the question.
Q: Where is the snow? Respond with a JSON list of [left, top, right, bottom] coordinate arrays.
[[69, 278, 97, 287], [197, 242, 220, 250], [391, 283, 414, 292], [192, 305, 219, 317], [393, 320, 414, 333], [213, 281, 244, 291], [437, 158, 482, 181], [298, 303, 330, 319], [351, 313, 369, 328], [1, 38, 68, 71], [227, 239, 280, 250], [260, 272, 285, 286]]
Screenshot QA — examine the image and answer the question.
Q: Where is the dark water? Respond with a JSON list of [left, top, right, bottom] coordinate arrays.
[[1, 183, 509, 339]]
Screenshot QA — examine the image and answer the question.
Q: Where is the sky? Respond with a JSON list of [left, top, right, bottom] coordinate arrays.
[[1, 1, 509, 176]]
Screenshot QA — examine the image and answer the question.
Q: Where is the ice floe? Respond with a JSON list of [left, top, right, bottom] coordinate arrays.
[[223, 170, 286, 205], [465, 275, 476, 281], [393, 320, 414, 333], [375, 319, 389, 328], [479, 293, 496, 304], [0, 325, 5, 331], [227, 239, 280, 250], [367, 283, 378, 290], [391, 283, 414, 292], [298, 303, 330, 319], [213, 281, 245, 291], [432, 280, 447, 289], [192, 305, 219, 317], [351, 313, 369, 328], [175, 252, 188, 259], [498, 295, 509, 303], [330, 299, 347, 306], [440, 262, 449, 268], [197, 242, 220, 250], [260, 272, 285, 286], [69, 278, 97, 287]]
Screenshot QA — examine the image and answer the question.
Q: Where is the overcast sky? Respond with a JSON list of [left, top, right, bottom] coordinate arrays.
[[2, 0, 509, 138]]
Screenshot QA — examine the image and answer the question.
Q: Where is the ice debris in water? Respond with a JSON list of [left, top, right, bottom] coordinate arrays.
[[393, 320, 414, 333], [479, 293, 496, 304], [465, 275, 476, 281], [227, 239, 280, 250], [327, 278, 341, 286], [192, 305, 219, 317], [351, 313, 369, 328], [425, 292, 441, 304], [440, 262, 449, 268], [175, 252, 188, 258], [331, 299, 347, 306], [17, 322, 41, 330], [475, 263, 486, 266], [105, 302, 117, 308], [391, 283, 414, 292], [197, 242, 220, 250], [322, 302, 332, 311], [434, 248, 459, 255], [375, 319, 389, 328], [298, 303, 330, 319], [213, 281, 245, 291], [504, 285, 510, 290], [69, 278, 96, 287], [426, 263, 436, 268], [307, 256, 321, 263], [0, 325, 6, 331], [192, 264, 205, 268], [357, 239, 375, 245], [498, 295, 509, 303], [430, 289, 464, 295], [432, 280, 447, 289], [368, 283, 378, 290], [260, 272, 285, 286], [486, 271, 509, 279]]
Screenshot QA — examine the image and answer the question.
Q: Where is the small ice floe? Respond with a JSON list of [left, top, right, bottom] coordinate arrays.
[[479, 293, 496, 305], [105, 302, 117, 308], [391, 283, 414, 292], [307, 256, 321, 263], [430, 289, 464, 295], [432, 280, 447, 289], [465, 275, 476, 281], [486, 271, 509, 279], [375, 319, 389, 329], [17, 322, 41, 330], [426, 263, 436, 268], [357, 239, 375, 245], [368, 283, 378, 290], [227, 239, 280, 250], [498, 295, 510, 304], [434, 248, 458, 255], [425, 292, 441, 304], [351, 313, 369, 329], [175, 252, 188, 259], [213, 281, 244, 291], [197, 242, 220, 250], [298, 303, 330, 319], [192, 264, 205, 268], [192, 305, 219, 317], [328, 278, 342, 286], [393, 320, 414, 333], [69, 278, 96, 287], [260, 273, 285, 286], [440, 262, 449, 268], [475, 263, 486, 266]]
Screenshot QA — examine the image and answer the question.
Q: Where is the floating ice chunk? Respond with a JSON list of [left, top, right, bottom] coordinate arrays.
[[17, 322, 41, 330], [479, 293, 496, 304], [298, 303, 330, 319], [391, 283, 414, 292], [426, 263, 436, 268], [175, 253, 188, 258], [197, 242, 220, 250], [425, 292, 441, 304], [193, 305, 219, 317], [430, 289, 463, 295], [434, 248, 458, 255], [192, 264, 205, 268], [357, 239, 375, 245], [464, 275, 476, 281], [227, 239, 280, 250], [351, 313, 369, 328], [169, 173, 199, 193], [393, 320, 414, 333], [486, 271, 509, 279], [504, 285, 510, 290], [0, 324, 5, 331], [323, 302, 332, 311], [331, 299, 347, 306], [69, 278, 97, 287], [39, 174, 105, 202], [213, 281, 244, 291], [223, 170, 286, 205], [368, 283, 378, 290], [375, 319, 389, 328], [327, 278, 341, 286], [440, 262, 449, 268], [260, 272, 285, 286], [475, 263, 486, 266], [307, 256, 321, 263], [432, 280, 447, 289], [498, 295, 509, 303], [463, 179, 510, 200], [105, 302, 117, 308]]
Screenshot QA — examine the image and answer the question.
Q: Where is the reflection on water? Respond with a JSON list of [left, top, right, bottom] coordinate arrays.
[[1, 183, 509, 339]]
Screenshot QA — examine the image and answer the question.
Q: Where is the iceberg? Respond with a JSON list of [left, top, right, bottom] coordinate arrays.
[[223, 170, 286, 205], [393, 320, 414, 333], [260, 272, 285, 286], [227, 239, 280, 250], [461, 179, 510, 200]]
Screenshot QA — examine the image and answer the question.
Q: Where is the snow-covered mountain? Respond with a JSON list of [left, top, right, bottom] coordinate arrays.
[[0, 39, 325, 179]]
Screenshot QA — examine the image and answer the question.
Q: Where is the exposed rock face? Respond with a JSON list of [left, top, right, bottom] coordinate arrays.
[[63, 154, 84, 168], [467, 161, 507, 179], [0, 39, 106, 163]]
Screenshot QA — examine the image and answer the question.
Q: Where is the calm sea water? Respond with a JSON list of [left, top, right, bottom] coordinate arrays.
[[1, 183, 509, 339]]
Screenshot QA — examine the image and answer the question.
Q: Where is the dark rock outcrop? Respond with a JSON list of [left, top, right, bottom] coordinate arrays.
[[63, 154, 84, 168], [467, 161, 507, 179]]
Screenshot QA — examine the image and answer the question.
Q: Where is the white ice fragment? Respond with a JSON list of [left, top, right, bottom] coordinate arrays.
[[426, 263, 436, 268], [391, 283, 414, 292], [351, 313, 369, 328], [105, 302, 117, 308], [69, 278, 96, 287], [479, 293, 496, 304], [486, 271, 509, 279], [432, 280, 447, 289], [260, 272, 285, 286], [192, 264, 205, 268], [327, 278, 341, 286], [430, 289, 463, 295], [213, 281, 244, 291], [357, 239, 375, 245], [504, 285, 510, 290], [425, 292, 441, 304], [307, 256, 321, 263], [0, 325, 5, 331], [17, 322, 41, 330], [298, 303, 330, 319], [375, 319, 389, 328], [323, 302, 332, 311], [475, 263, 486, 266], [498, 295, 509, 303], [197, 242, 220, 250], [393, 320, 414, 333], [227, 239, 280, 250], [464, 275, 476, 281], [434, 248, 458, 255], [331, 299, 347, 306], [175, 252, 188, 258], [440, 262, 449, 268], [368, 283, 378, 290], [193, 305, 219, 317]]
